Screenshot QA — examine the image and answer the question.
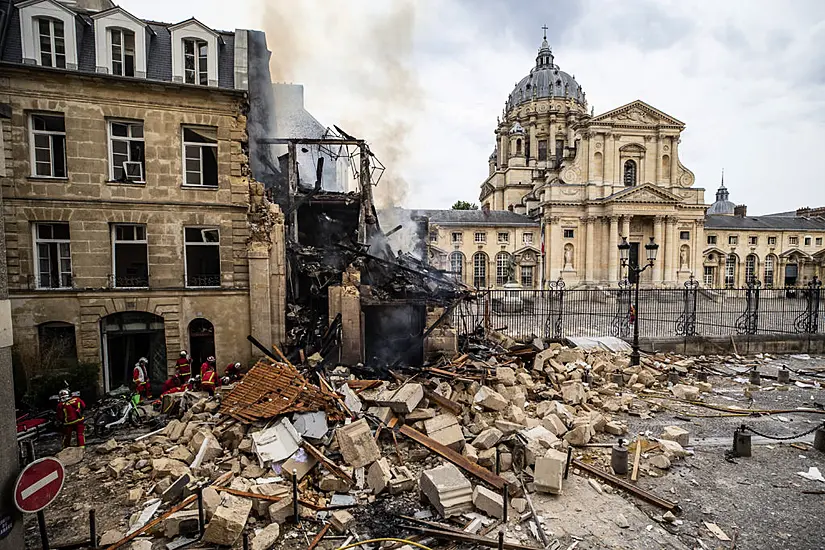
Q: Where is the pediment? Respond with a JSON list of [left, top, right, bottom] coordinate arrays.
[[591, 100, 685, 128], [169, 17, 219, 38], [91, 6, 146, 27], [604, 183, 682, 204], [429, 245, 448, 256], [779, 248, 812, 260], [514, 245, 540, 257], [703, 247, 727, 258]]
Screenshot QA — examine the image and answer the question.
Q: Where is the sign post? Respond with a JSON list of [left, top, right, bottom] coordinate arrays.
[[13, 457, 65, 549]]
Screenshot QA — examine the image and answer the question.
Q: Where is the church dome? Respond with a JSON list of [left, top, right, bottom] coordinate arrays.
[[707, 182, 735, 215], [507, 36, 585, 109]]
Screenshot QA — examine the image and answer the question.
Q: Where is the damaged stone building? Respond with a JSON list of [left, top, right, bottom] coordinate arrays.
[[0, 0, 286, 394]]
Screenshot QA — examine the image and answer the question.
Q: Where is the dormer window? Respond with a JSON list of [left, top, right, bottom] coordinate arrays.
[[183, 39, 209, 85], [110, 29, 136, 77], [37, 18, 66, 68], [170, 19, 219, 87]]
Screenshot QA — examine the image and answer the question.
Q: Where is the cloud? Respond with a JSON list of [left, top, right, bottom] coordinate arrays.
[[118, 0, 825, 215]]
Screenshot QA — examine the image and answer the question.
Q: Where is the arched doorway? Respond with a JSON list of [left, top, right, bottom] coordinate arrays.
[[188, 318, 215, 372], [100, 312, 165, 394]]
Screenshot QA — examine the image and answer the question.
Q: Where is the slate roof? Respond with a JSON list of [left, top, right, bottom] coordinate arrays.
[[408, 209, 539, 227], [705, 214, 825, 231], [0, 0, 236, 89]]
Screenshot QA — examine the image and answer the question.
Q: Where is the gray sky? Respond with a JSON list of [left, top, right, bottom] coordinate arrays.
[[122, 0, 825, 215]]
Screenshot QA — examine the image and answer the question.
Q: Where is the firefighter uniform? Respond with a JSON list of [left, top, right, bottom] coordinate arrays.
[[201, 368, 218, 396], [133, 362, 151, 399], [57, 396, 86, 448], [175, 357, 191, 378]]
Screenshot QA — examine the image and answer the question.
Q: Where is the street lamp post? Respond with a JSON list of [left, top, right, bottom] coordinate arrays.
[[618, 236, 659, 366]]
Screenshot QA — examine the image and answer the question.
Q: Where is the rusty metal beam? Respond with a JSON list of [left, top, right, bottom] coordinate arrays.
[[397, 425, 507, 490], [571, 459, 679, 512]]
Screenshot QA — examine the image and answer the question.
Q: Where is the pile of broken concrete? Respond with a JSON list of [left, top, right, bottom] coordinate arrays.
[[53, 343, 708, 549]]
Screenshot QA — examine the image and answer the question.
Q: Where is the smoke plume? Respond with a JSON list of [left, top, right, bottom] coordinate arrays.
[[260, 0, 423, 210]]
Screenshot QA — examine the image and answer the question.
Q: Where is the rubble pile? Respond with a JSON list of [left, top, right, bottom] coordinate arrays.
[[49, 340, 749, 549]]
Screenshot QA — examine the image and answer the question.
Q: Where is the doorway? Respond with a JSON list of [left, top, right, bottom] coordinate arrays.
[[101, 312, 166, 395], [785, 263, 798, 286], [188, 318, 215, 373], [628, 242, 640, 284]]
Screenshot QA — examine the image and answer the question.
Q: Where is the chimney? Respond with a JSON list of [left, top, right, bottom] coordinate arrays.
[[734, 204, 747, 218]]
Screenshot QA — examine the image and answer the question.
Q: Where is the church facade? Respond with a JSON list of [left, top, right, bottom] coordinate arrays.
[[479, 34, 707, 287]]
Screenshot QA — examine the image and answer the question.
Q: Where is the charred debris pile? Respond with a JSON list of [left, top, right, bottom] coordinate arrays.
[[254, 129, 469, 373]]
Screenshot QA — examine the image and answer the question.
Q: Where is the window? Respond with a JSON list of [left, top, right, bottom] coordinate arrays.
[[521, 265, 534, 288], [183, 127, 218, 187], [473, 252, 487, 288], [523, 232, 533, 245], [110, 28, 136, 76], [30, 113, 66, 178], [37, 18, 66, 68], [498, 232, 509, 244], [185, 227, 220, 287], [449, 252, 464, 282], [764, 255, 775, 288], [745, 254, 756, 283], [748, 236, 758, 246], [112, 224, 148, 288], [817, 238, 823, 246], [789, 236, 798, 246], [451, 232, 462, 244], [38, 322, 77, 368], [495, 252, 511, 286], [768, 236, 776, 246], [555, 139, 564, 163], [183, 38, 209, 85], [538, 140, 547, 162], [34, 223, 72, 288], [680, 231, 690, 241], [429, 231, 438, 243], [728, 235, 738, 245], [804, 237, 811, 246], [725, 254, 737, 288], [703, 266, 714, 287], [563, 229, 574, 239], [623, 159, 637, 186], [474, 232, 487, 244], [109, 121, 145, 183], [707, 235, 717, 245]]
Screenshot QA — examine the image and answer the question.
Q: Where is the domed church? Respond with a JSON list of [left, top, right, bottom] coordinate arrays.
[[479, 31, 707, 287]]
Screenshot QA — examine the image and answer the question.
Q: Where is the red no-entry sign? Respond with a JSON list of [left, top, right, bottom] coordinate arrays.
[[13, 457, 65, 513]]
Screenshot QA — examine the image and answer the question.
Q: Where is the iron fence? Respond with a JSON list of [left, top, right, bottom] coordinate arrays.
[[451, 277, 824, 342]]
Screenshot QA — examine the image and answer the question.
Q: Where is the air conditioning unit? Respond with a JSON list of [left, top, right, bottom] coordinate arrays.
[[122, 161, 143, 182]]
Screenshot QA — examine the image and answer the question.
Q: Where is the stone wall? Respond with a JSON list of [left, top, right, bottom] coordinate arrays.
[[0, 66, 286, 388]]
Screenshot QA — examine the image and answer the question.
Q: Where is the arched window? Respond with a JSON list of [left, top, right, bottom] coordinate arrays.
[[725, 254, 737, 288], [496, 252, 511, 286], [449, 252, 464, 283], [764, 255, 776, 287], [623, 160, 637, 186], [516, 139, 522, 155], [661, 154, 671, 181], [594, 152, 603, 179], [188, 318, 215, 370], [745, 254, 757, 284], [473, 252, 488, 288]]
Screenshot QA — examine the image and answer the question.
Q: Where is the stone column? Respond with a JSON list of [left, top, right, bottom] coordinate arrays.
[[608, 216, 619, 284], [549, 115, 557, 158], [653, 216, 664, 284], [248, 243, 273, 352], [670, 137, 679, 183], [692, 220, 704, 280], [500, 132, 509, 167], [585, 217, 595, 283], [605, 133, 615, 183], [621, 215, 631, 240], [529, 118, 538, 166], [548, 217, 561, 281], [778, 257, 786, 287], [665, 217, 678, 284], [655, 132, 661, 183]]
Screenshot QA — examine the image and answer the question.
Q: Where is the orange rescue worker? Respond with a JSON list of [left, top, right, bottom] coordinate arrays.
[[57, 389, 86, 448], [200, 356, 216, 378], [201, 364, 218, 396], [133, 357, 151, 400], [175, 350, 191, 378]]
